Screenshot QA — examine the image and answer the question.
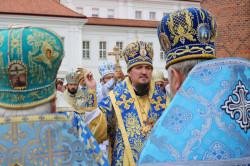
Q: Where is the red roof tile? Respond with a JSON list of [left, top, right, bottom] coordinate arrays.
[[0, 0, 86, 18], [86, 17, 159, 28]]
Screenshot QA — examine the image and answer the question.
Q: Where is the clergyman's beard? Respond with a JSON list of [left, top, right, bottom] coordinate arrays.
[[134, 83, 150, 96], [68, 88, 77, 95]]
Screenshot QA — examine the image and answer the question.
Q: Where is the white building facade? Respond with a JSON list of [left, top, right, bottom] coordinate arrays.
[[60, 0, 200, 82], [0, 0, 200, 83]]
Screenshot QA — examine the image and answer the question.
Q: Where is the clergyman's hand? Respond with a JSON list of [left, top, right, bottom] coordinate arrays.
[[84, 71, 96, 90]]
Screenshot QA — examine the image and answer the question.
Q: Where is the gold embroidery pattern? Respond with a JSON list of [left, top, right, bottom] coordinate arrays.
[[116, 94, 135, 110], [150, 96, 166, 111], [209, 14, 217, 43], [168, 46, 215, 59], [125, 113, 141, 138], [27, 125, 71, 165], [10, 30, 21, 60], [167, 9, 196, 46], [2, 123, 29, 144], [27, 29, 61, 85], [33, 42, 59, 69], [124, 42, 139, 59]]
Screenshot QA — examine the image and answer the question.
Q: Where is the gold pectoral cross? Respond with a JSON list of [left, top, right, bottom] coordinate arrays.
[[140, 117, 156, 139]]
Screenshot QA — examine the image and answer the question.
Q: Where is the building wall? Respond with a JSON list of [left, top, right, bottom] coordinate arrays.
[[62, 0, 200, 21], [201, 0, 250, 60], [60, 0, 200, 82]]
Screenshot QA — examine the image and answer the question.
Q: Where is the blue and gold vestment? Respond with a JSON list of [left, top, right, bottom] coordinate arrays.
[[0, 112, 109, 166], [139, 58, 250, 165], [90, 77, 169, 166]]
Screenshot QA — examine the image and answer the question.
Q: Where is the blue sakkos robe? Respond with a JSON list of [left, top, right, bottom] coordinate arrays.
[[139, 58, 250, 165], [90, 77, 169, 165]]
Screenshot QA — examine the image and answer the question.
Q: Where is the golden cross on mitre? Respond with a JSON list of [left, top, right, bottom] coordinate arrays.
[[108, 45, 123, 69]]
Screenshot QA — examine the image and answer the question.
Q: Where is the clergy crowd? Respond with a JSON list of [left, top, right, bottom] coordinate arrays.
[[0, 7, 249, 166]]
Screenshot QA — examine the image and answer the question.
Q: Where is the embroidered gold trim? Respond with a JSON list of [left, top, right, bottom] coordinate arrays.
[[84, 89, 97, 111], [110, 90, 135, 166], [0, 113, 67, 124], [127, 62, 153, 72], [165, 53, 216, 69], [0, 92, 56, 109]]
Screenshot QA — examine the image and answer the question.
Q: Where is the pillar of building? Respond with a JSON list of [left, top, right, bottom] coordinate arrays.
[[201, 0, 250, 60]]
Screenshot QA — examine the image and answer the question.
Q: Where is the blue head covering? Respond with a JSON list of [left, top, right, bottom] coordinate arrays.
[[0, 25, 64, 109], [98, 61, 115, 78], [158, 8, 217, 69], [123, 41, 154, 72]]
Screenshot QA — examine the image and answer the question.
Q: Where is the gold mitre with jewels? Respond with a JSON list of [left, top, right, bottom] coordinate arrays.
[[65, 72, 79, 84], [0, 25, 64, 109], [158, 8, 217, 69], [123, 41, 154, 71]]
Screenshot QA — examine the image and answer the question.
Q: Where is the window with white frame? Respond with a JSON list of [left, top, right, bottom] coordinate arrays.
[[150, 12, 156, 20], [163, 12, 168, 17], [76, 7, 83, 14], [99, 41, 107, 59], [82, 41, 90, 59], [108, 9, 114, 18], [160, 47, 166, 61], [116, 42, 123, 59], [92, 8, 99, 17], [135, 11, 142, 19]]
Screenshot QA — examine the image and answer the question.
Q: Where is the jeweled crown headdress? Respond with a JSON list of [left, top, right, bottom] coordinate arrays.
[[0, 25, 64, 109], [158, 8, 217, 69]]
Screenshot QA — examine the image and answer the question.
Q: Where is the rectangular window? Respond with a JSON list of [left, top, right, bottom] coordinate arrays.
[[116, 42, 123, 59], [82, 41, 90, 59], [99, 41, 107, 59], [150, 12, 156, 20], [108, 9, 114, 18], [135, 11, 142, 19], [160, 47, 166, 61], [76, 7, 83, 14], [92, 8, 99, 17], [163, 12, 168, 17]]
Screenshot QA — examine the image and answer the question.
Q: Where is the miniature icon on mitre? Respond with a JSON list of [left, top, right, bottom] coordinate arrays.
[[33, 42, 59, 69], [7, 61, 28, 90]]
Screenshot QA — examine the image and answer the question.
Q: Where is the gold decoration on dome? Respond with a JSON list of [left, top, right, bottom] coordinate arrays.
[[116, 94, 134, 110], [167, 46, 215, 60], [167, 9, 196, 46], [198, 8, 205, 23], [124, 42, 139, 59], [27, 29, 60, 84], [10, 30, 21, 59], [209, 14, 217, 43], [33, 42, 59, 69]]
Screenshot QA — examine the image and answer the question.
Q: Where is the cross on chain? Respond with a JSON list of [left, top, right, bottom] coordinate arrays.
[[150, 96, 166, 111], [116, 94, 134, 110], [108, 45, 123, 69], [10, 66, 23, 76]]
